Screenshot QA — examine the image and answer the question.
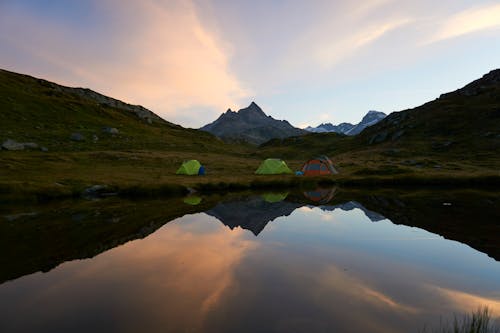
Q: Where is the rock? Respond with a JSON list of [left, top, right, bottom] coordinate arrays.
[[391, 130, 405, 141], [40, 147, 49, 152], [2, 139, 25, 150], [368, 131, 388, 144], [102, 127, 119, 134], [23, 142, 39, 149], [3, 212, 38, 222], [93, 134, 99, 142], [82, 185, 108, 199], [70, 132, 85, 141]]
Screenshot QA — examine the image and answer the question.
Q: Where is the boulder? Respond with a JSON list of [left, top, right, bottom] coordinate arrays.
[[102, 127, 119, 135], [368, 131, 388, 144], [70, 132, 85, 141], [2, 139, 25, 151], [23, 142, 39, 149], [82, 185, 107, 199]]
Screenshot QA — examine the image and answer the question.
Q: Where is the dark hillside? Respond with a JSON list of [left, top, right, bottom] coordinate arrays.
[[0, 69, 237, 154]]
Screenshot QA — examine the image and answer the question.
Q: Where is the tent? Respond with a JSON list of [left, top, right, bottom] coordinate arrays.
[[255, 158, 293, 175], [176, 160, 204, 175], [183, 196, 202, 205], [261, 192, 289, 203], [303, 187, 337, 204], [301, 156, 338, 176]]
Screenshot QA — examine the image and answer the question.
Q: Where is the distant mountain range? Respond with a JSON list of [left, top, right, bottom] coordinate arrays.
[[305, 110, 386, 135], [200, 102, 306, 145]]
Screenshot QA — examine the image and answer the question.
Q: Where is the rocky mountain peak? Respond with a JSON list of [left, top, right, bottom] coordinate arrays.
[[200, 102, 305, 144]]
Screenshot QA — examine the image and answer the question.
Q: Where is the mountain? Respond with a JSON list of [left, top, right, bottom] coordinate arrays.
[[200, 102, 306, 145], [346, 110, 387, 135], [358, 69, 500, 152], [305, 122, 355, 134], [261, 69, 500, 166], [305, 110, 386, 135]]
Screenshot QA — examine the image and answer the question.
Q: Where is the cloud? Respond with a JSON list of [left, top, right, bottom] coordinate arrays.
[[427, 3, 500, 43], [314, 17, 413, 69], [0, 0, 249, 126]]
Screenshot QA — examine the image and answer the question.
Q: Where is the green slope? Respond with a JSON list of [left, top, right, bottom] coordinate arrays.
[[0, 69, 236, 154]]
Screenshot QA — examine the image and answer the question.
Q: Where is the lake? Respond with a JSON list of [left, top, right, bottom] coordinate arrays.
[[1, 188, 499, 332]]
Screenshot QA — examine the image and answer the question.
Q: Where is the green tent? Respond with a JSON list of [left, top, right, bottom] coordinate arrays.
[[262, 192, 289, 203], [176, 160, 202, 175], [255, 158, 293, 175], [183, 196, 202, 205]]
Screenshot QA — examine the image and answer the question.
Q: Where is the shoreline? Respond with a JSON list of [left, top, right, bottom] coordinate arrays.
[[2, 173, 499, 203]]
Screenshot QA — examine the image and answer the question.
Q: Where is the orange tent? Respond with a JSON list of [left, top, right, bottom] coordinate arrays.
[[301, 156, 338, 176]]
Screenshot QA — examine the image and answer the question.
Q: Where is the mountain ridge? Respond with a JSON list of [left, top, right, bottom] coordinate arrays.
[[305, 110, 386, 135], [200, 102, 306, 145]]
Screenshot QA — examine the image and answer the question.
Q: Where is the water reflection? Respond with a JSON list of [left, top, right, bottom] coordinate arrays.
[[205, 193, 301, 235], [0, 189, 499, 332]]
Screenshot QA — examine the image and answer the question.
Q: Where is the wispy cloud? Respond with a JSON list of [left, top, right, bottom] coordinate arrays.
[[0, 0, 249, 126], [427, 3, 500, 43], [314, 17, 413, 69]]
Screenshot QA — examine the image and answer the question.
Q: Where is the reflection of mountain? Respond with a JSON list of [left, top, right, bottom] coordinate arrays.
[[205, 197, 301, 236], [320, 201, 386, 222], [2, 189, 499, 286], [334, 190, 500, 261]]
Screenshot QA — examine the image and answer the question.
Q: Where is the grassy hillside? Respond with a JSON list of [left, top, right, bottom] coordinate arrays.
[[260, 70, 500, 178], [0, 69, 245, 154]]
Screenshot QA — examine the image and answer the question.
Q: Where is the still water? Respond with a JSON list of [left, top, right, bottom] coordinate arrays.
[[0, 189, 499, 332]]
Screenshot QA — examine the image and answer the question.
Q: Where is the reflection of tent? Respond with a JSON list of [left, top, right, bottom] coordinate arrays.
[[183, 196, 202, 205], [255, 159, 292, 175], [262, 192, 288, 203], [176, 160, 204, 175], [303, 187, 337, 205], [301, 156, 338, 176]]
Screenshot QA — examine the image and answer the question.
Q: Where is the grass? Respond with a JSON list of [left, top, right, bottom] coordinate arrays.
[[420, 307, 500, 333]]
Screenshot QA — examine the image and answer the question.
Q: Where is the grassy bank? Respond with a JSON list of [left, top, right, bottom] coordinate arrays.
[[2, 149, 500, 202]]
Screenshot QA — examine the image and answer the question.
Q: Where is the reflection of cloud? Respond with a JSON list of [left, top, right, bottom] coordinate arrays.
[[360, 286, 419, 314], [430, 286, 500, 317], [318, 265, 420, 315], [88, 217, 258, 332], [427, 3, 500, 43]]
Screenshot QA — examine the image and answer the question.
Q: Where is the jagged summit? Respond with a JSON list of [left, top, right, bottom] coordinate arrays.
[[200, 102, 305, 145]]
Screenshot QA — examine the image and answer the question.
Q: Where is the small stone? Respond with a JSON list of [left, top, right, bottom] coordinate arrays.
[[82, 185, 108, 199], [40, 147, 49, 152], [102, 127, 119, 135], [70, 132, 85, 141], [23, 142, 39, 149]]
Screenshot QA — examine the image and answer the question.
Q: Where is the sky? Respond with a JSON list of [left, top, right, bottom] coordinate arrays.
[[1, 0, 500, 128]]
